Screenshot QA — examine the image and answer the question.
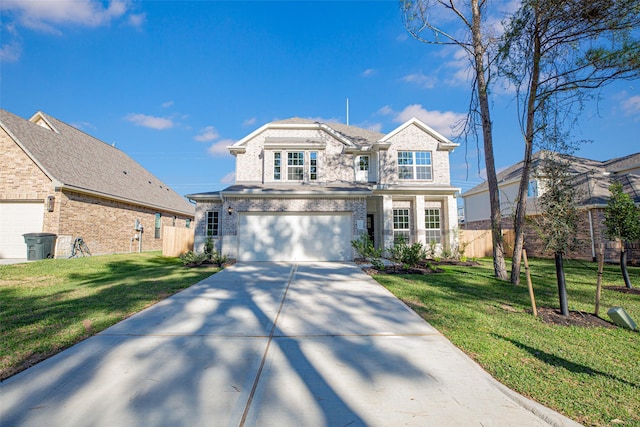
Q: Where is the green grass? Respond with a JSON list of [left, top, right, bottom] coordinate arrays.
[[0, 252, 219, 380], [375, 258, 640, 427]]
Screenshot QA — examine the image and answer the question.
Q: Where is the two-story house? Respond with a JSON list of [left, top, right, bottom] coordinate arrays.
[[187, 117, 460, 262], [462, 150, 640, 263]]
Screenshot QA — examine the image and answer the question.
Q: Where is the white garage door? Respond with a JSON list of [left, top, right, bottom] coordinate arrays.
[[0, 202, 45, 258], [238, 212, 352, 262]]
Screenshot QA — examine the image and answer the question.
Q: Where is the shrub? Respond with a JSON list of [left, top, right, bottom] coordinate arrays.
[[390, 236, 424, 268], [179, 251, 207, 266], [204, 237, 214, 261], [211, 251, 229, 267], [351, 234, 384, 269]]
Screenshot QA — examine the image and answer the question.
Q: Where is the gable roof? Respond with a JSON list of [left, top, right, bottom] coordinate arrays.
[[0, 109, 194, 216], [462, 150, 640, 205], [228, 116, 461, 155], [228, 117, 385, 154], [381, 117, 460, 151]]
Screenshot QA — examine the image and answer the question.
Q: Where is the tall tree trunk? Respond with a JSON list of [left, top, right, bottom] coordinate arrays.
[[511, 3, 542, 285], [555, 252, 569, 316], [620, 245, 633, 289], [471, 0, 508, 280]]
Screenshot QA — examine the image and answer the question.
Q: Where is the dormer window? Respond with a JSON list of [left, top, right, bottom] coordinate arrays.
[[398, 151, 432, 180], [356, 155, 369, 182], [287, 152, 304, 180], [274, 152, 282, 180], [359, 156, 369, 171], [310, 152, 318, 181]]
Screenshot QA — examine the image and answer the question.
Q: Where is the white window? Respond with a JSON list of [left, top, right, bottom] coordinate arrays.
[[425, 209, 441, 243], [356, 155, 369, 182], [274, 152, 281, 180], [206, 211, 219, 237], [359, 156, 369, 171], [398, 151, 432, 180], [287, 152, 304, 180], [310, 152, 318, 181], [393, 209, 410, 243]]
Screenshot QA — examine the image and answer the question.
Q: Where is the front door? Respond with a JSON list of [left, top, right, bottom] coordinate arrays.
[[366, 214, 375, 245]]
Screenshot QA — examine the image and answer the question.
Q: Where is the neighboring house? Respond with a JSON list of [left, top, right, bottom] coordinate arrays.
[[0, 109, 194, 259], [187, 117, 460, 262], [462, 150, 640, 263]]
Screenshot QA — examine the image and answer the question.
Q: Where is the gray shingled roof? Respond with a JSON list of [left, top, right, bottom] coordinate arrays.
[[1, 109, 194, 216], [463, 150, 640, 205], [272, 117, 385, 146]]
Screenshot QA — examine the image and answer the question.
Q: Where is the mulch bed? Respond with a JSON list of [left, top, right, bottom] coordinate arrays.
[[536, 307, 616, 328], [360, 259, 479, 275]]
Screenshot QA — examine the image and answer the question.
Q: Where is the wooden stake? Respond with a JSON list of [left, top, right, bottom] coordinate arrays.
[[595, 243, 604, 317], [523, 249, 537, 317]]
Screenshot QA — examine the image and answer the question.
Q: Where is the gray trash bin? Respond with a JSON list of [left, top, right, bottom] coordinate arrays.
[[23, 233, 57, 260]]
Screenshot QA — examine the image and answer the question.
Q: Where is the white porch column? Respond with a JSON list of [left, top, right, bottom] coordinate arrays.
[[382, 194, 394, 251], [414, 196, 425, 245], [444, 194, 459, 249]]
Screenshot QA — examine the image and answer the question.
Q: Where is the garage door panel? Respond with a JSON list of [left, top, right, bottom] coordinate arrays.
[[0, 202, 44, 258], [239, 213, 352, 262]]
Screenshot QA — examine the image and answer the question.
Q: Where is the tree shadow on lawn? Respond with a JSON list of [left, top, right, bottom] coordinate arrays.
[[0, 257, 217, 380], [491, 333, 639, 389]]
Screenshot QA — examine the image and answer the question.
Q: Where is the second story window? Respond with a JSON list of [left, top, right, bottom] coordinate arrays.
[[359, 156, 369, 171], [310, 152, 317, 180], [206, 211, 219, 237], [274, 152, 281, 180], [398, 151, 432, 180], [287, 152, 304, 180]]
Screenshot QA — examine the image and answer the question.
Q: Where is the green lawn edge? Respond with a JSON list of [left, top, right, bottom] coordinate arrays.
[[0, 252, 219, 381], [374, 258, 640, 427]]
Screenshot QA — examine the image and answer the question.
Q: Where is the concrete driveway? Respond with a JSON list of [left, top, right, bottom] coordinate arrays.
[[1, 262, 580, 427]]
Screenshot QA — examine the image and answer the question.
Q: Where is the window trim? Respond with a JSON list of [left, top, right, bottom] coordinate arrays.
[[425, 208, 441, 244], [310, 151, 318, 181], [393, 208, 410, 243], [154, 213, 161, 239], [287, 151, 304, 181], [206, 211, 220, 237], [274, 152, 281, 181], [359, 155, 369, 171], [397, 151, 432, 180]]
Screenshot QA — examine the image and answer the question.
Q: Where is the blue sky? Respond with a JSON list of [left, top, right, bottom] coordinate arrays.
[[2, 0, 639, 196]]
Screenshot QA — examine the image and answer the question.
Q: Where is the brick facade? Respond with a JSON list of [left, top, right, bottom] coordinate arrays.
[[193, 197, 367, 258], [0, 128, 51, 200], [1, 126, 194, 259]]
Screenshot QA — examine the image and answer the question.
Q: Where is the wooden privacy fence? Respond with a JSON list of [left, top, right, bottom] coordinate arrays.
[[460, 229, 515, 259], [162, 226, 194, 257]]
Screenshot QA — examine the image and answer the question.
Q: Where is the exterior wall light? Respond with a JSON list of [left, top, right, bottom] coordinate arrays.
[[228, 206, 234, 215], [46, 195, 55, 212]]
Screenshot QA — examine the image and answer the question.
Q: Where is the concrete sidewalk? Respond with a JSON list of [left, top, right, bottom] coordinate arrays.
[[0, 262, 582, 427]]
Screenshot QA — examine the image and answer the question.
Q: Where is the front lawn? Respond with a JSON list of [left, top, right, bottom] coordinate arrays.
[[375, 258, 640, 427], [0, 252, 219, 380]]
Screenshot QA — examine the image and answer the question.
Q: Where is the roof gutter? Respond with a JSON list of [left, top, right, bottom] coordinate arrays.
[[221, 189, 373, 198]]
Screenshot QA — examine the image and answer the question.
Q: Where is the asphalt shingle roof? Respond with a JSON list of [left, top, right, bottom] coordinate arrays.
[[1, 109, 194, 216], [463, 150, 640, 205], [272, 117, 385, 146]]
